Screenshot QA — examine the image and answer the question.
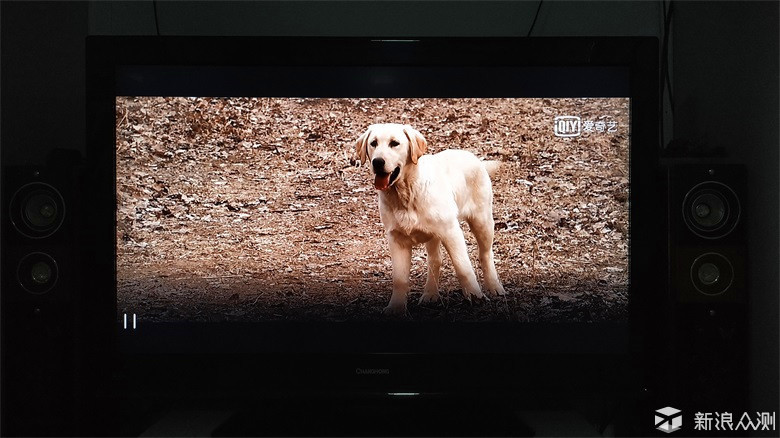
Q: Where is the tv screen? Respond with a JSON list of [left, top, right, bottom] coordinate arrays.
[[85, 38, 659, 395], [115, 96, 630, 324]]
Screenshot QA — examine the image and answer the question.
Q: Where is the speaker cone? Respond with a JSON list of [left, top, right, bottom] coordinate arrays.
[[9, 182, 65, 239], [690, 252, 734, 296], [682, 181, 740, 239], [17, 252, 59, 294]]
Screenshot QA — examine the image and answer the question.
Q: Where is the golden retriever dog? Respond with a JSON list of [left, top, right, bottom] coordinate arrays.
[[354, 123, 506, 316]]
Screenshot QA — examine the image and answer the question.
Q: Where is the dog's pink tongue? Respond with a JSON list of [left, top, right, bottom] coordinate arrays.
[[374, 173, 391, 191]]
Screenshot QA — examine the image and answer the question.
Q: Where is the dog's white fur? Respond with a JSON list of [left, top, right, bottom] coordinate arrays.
[[355, 123, 505, 316]]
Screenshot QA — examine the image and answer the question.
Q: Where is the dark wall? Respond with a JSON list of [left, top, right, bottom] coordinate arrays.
[[672, 1, 778, 418], [2, 0, 777, 420], [87, 0, 663, 36], [1, 1, 88, 166], [1, 0, 664, 163]]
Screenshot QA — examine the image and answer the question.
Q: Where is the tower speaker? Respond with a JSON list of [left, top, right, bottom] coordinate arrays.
[[665, 162, 748, 418], [1, 150, 85, 436], [667, 164, 746, 303]]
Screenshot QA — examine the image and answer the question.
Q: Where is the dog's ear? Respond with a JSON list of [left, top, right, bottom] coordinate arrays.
[[403, 125, 427, 164], [354, 128, 371, 165]]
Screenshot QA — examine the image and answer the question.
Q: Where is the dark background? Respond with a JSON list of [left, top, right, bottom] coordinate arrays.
[[2, 0, 777, 435]]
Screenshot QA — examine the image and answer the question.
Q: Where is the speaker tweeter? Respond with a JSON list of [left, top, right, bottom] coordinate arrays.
[[9, 182, 66, 239], [682, 181, 740, 239]]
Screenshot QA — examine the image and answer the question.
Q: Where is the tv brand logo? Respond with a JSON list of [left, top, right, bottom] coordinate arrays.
[[656, 407, 682, 433], [554, 116, 581, 137], [355, 368, 390, 375]]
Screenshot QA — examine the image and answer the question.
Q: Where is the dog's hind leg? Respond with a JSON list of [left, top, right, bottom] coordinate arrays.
[[441, 224, 485, 301], [419, 238, 442, 304], [468, 213, 506, 297]]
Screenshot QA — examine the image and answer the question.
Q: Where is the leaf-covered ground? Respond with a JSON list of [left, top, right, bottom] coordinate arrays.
[[116, 97, 629, 322]]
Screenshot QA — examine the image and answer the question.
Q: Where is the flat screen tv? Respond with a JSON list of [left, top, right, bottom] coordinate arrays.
[[85, 37, 660, 403]]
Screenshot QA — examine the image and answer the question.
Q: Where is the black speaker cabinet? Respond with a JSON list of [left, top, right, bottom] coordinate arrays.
[[664, 162, 749, 423], [668, 164, 746, 303], [1, 152, 85, 436]]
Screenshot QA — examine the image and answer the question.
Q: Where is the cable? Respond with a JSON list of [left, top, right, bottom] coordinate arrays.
[[527, 0, 544, 37], [153, 0, 161, 36], [660, 0, 674, 149], [663, 1, 675, 111]]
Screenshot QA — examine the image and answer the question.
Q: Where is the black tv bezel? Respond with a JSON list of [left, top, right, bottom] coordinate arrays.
[[85, 37, 660, 395]]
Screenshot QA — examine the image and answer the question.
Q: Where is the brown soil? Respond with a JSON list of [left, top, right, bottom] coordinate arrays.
[[116, 97, 629, 322]]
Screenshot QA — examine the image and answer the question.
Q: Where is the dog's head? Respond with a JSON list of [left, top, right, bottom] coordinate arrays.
[[354, 123, 428, 191]]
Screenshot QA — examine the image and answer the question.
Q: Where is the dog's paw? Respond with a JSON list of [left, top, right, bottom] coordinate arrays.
[[418, 292, 441, 305], [485, 284, 507, 297], [462, 287, 487, 302], [383, 303, 408, 317]]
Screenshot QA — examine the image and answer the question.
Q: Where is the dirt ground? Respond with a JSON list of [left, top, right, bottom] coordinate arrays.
[[116, 97, 629, 322]]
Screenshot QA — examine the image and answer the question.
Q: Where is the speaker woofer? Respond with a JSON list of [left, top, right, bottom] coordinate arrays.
[[690, 252, 734, 296], [9, 182, 66, 239], [682, 181, 740, 239], [17, 252, 59, 295]]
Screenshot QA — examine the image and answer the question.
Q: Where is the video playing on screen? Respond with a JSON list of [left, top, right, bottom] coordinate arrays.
[[116, 97, 629, 322]]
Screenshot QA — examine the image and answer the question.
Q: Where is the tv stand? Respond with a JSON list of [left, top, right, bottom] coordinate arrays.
[[134, 395, 609, 437]]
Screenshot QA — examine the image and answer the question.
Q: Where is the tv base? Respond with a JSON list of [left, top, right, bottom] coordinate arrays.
[[131, 395, 617, 437], [217, 398, 534, 437]]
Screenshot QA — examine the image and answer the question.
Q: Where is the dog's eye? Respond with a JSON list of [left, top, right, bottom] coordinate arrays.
[[370, 140, 377, 147], [389, 140, 399, 147]]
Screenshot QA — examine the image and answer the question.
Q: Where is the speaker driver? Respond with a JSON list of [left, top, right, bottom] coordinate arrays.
[[690, 252, 734, 296], [8, 182, 66, 239], [17, 252, 59, 295], [682, 181, 740, 239]]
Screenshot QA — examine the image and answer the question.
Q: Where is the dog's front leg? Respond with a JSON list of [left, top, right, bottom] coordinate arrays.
[[383, 233, 412, 316]]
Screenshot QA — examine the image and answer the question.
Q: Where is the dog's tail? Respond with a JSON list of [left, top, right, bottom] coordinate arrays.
[[483, 160, 502, 179]]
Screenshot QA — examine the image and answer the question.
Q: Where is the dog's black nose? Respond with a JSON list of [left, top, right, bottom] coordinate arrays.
[[372, 158, 386, 173]]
